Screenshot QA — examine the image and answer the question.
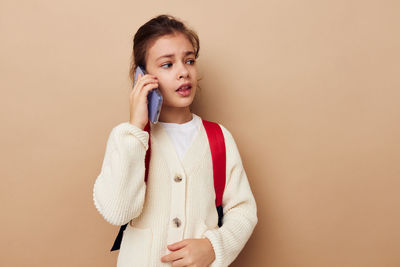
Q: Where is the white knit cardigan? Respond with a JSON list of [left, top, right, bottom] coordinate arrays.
[[93, 117, 258, 267]]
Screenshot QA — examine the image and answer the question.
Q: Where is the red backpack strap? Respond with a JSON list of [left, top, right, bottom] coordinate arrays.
[[202, 119, 226, 227], [111, 121, 151, 252], [144, 121, 151, 183]]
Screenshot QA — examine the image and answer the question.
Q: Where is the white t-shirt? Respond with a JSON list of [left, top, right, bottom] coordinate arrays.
[[158, 113, 202, 162]]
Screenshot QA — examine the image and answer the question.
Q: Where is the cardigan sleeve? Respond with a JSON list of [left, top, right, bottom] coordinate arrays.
[[203, 124, 258, 267], [92, 122, 149, 226]]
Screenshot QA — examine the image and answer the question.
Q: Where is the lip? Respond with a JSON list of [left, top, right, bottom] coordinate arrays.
[[176, 82, 192, 91]]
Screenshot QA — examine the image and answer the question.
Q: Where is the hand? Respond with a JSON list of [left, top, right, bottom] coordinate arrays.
[[160, 238, 216, 267], [129, 69, 159, 130]]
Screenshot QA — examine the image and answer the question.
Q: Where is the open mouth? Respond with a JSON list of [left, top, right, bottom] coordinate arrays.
[[176, 85, 192, 96], [176, 85, 192, 91]]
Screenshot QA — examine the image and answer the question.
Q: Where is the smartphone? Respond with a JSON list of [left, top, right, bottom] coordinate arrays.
[[134, 65, 163, 124]]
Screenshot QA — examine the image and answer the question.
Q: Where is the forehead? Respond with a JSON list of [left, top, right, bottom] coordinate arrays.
[[146, 33, 194, 61]]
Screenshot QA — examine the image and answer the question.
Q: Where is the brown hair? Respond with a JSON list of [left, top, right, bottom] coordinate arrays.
[[129, 14, 201, 86]]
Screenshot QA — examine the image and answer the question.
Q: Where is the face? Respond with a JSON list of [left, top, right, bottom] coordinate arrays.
[[144, 32, 198, 109]]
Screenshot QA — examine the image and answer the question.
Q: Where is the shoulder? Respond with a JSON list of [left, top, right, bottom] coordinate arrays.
[[216, 123, 240, 160], [197, 114, 233, 139], [195, 113, 237, 144], [216, 122, 234, 142], [200, 118, 237, 149], [106, 122, 150, 150], [201, 119, 245, 173]]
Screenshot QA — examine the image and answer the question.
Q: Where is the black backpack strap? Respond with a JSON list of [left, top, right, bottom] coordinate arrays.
[[216, 205, 224, 227], [110, 223, 128, 251]]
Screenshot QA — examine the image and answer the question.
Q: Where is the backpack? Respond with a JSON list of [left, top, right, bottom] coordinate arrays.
[[110, 119, 226, 251]]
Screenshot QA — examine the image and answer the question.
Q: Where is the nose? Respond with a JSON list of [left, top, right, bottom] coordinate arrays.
[[177, 62, 189, 79]]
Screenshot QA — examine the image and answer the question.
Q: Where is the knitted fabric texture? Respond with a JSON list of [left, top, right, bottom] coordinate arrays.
[[93, 116, 258, 267]]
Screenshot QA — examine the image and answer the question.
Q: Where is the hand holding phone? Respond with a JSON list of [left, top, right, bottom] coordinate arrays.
[[129, 66, 163, 129]]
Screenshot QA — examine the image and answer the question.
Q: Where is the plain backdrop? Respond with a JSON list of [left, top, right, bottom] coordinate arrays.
[[1, 0, 399, 266]]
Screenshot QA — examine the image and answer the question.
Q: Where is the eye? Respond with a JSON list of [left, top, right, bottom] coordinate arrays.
[[186, 59, 195, 65], [161, 63, 172, 69]]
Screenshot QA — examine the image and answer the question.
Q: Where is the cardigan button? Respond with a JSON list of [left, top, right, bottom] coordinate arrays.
[[172, 217, 181, 228], [174, 175, 183, 182]]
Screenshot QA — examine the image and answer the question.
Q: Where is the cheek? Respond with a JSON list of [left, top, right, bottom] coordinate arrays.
[[157, 76, 174, 92], [156, 80, 168, 93]]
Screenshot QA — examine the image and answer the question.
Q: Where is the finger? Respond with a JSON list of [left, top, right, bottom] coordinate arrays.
[[171, 258, 189, 267], [168, 240, 188, 251], [161, 249, 185, 263], [133, 75, 157, 94], [137, 74, 157, 84], [132, 72, 142, 90], [133, 79, 158, 99], [138, 82, 159, 98]]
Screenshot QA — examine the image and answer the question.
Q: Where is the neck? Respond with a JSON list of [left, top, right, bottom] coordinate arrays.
[[158, 106, 193, 124]]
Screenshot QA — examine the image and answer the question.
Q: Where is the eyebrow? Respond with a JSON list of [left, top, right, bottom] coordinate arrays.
[[156, 51, 195, 61]]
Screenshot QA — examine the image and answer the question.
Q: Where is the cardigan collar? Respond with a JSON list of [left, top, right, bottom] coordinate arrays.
[[149, 116, 209, 174]]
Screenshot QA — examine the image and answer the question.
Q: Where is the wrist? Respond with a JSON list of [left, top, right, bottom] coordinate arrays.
[[129, 120, 145, 130], [203, 238, 216, 262]]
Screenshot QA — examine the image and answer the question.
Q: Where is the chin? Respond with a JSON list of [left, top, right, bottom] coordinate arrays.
[[166, 98, 195, 108], [177, 101, 194, 108], [174, 94, 195, 104]]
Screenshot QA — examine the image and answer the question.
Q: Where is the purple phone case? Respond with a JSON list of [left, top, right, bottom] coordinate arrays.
[[134, 66, 163, 124]]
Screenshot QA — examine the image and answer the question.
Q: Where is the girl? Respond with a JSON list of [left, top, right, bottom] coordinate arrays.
[[93, 14, 258, 267]]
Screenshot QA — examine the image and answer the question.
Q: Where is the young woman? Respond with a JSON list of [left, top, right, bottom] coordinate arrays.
[[93, 14, 258, 267]]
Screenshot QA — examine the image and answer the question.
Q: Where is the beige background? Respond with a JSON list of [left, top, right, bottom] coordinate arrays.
[[1, 0, 399, 266]]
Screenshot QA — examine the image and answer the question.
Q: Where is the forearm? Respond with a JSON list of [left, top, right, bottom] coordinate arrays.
[[93, 122, 149, 225], [203, 201, 258, 267]]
